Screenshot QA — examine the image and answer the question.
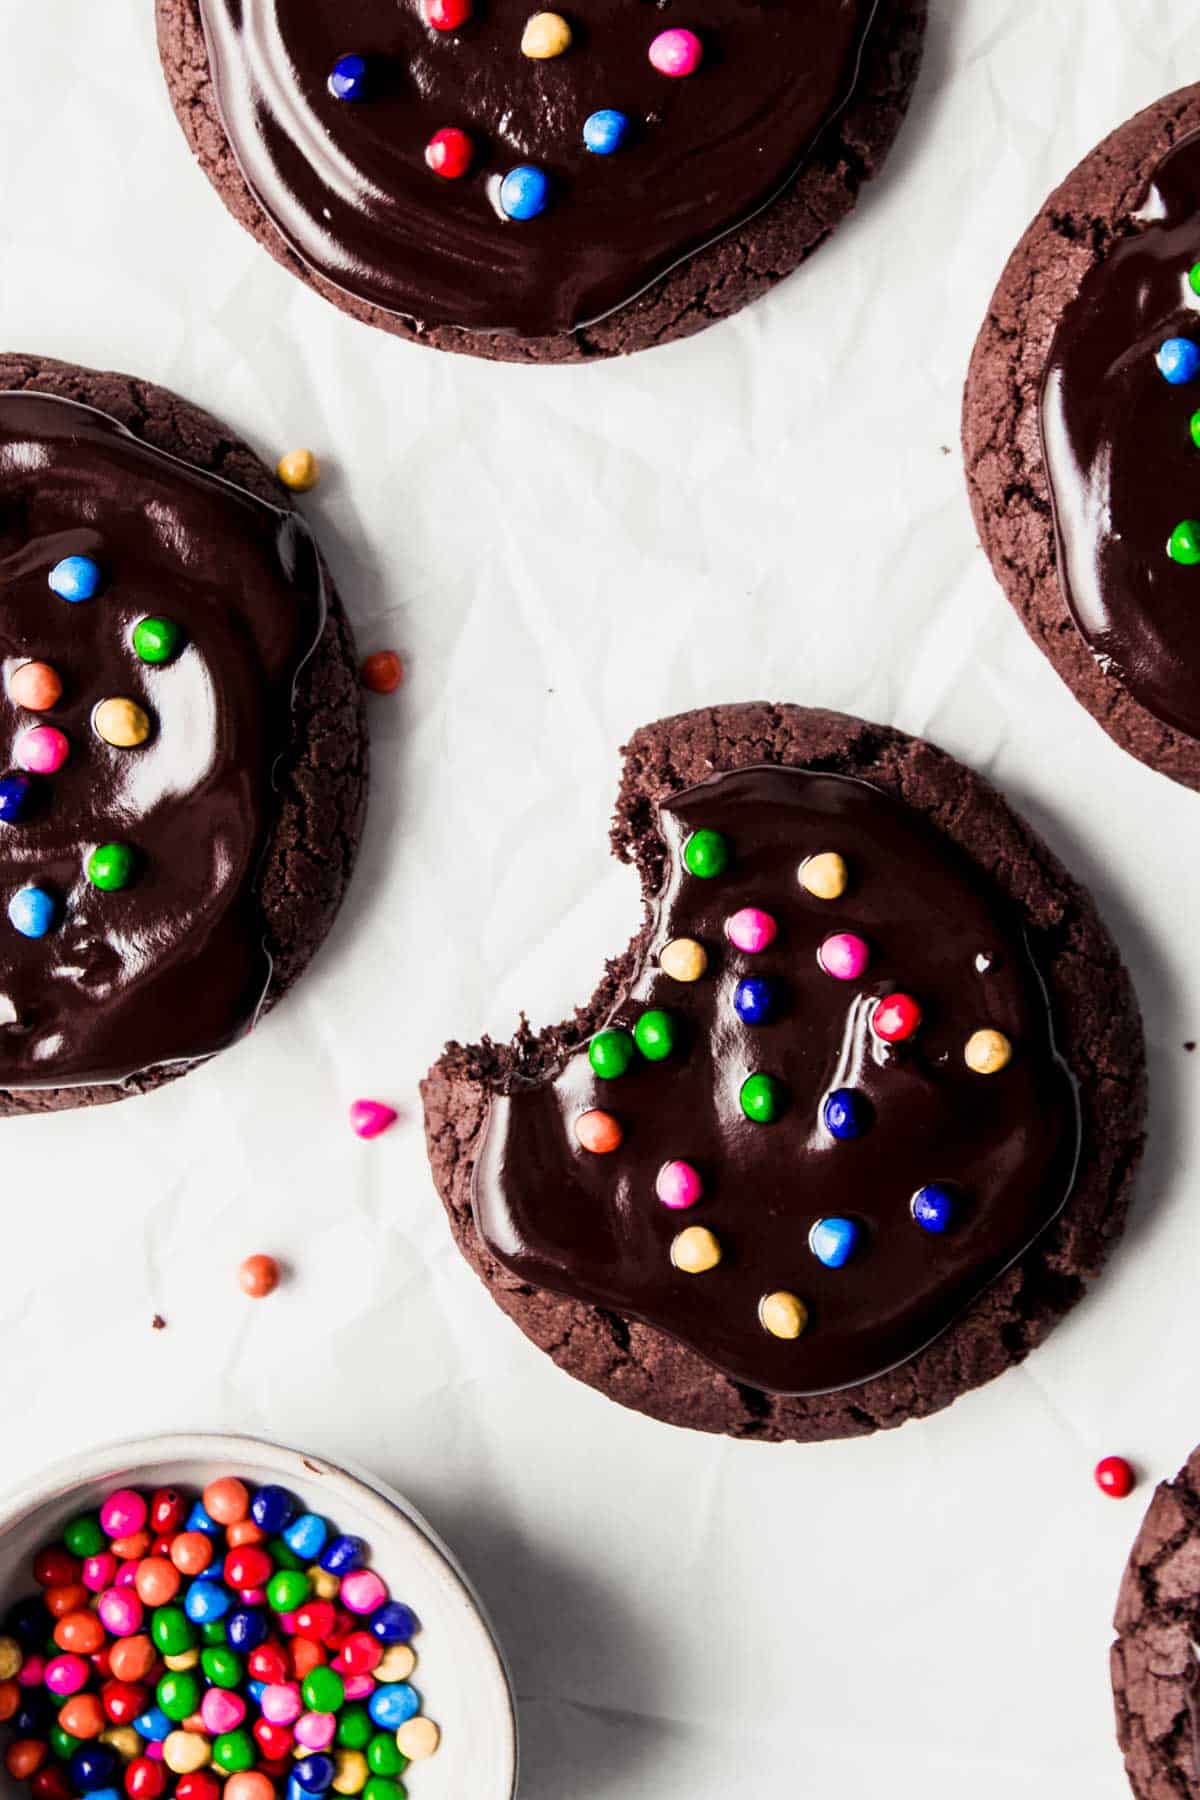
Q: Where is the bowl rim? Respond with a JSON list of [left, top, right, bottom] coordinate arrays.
[[0, 1431, 518, 1799]]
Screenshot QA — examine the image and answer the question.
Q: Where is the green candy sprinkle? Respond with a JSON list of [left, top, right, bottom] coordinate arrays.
[[266, 1567, 311, 1613], [1191, 409, 1200, 451], [201, 1620, 228, 1646], [213, 1729, 256, 1774], [588, 1027, 635, 1081], [303, 1665, 345, 1714], [151, 1606, 197, 1656], [1190, 261, 1200, 298], [62, 1513, 105, 1558], [634, 1009, 675, 1062], [86, 842, 136, 892], [156, 1671, 201, 1723], [367, 1735, 408, 1777], [682, 828, 731, 880], [1169, 519, 1200, 566], [268, 1537, 306, 1572], [740, 1072, 786, 1124], [132, 616, 184, 665], [336, 1706, 374, 1751], [201, 1646, 242, 1688], [49, 1728, 81, 1763], [362, 1780, 407, 1800]]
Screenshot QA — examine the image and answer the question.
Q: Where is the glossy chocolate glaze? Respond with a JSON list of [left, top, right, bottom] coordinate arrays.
[[473, 767, 1079, 1395], [0, 391, 325, 1089], [198, 0, 879, 337], [1043, 130, 1200, 741]]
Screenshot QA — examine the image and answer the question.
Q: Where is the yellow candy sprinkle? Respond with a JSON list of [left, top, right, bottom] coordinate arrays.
[[395, 1718, 440, 1761], [521, 10, 571, 56], [659, 937, 708, 983], [332, 1751, 369, 1795], [758, 1291, 808, 1341], [277, 448, 321, 493], [308, 1566, 340, 1600], [93, 696, 151, 749], [964, 1028, 1013, 1075], [163, 1649, 200, 1671], [164, 1732, 211, 1775], [373, 1643, 416, 1683], [671, 1225, 721, 1274], [799, 852, 849, 900], [100, 1728, 142, 1761], [0, 1636, 21, 1680]]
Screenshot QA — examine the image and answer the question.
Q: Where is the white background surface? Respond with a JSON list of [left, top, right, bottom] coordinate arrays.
[[0, 2, 1194, 1794]]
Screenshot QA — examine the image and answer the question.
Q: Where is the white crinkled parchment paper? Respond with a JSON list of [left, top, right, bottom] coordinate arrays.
[[0, 3, 1195, 1793]]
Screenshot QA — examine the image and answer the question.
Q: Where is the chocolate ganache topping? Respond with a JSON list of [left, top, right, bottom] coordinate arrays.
[[0, 391, 325, 1089], [472, 767, 1080, 1395], [1043, 130, 1200, 741], [197, 0, 881, 337]]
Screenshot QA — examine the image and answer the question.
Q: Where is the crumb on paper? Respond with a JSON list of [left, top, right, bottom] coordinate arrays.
[[152, 1314, 167, 1331]]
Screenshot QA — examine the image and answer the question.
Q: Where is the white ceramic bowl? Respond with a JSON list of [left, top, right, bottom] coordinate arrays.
[[0, 1435, 517, 1800]]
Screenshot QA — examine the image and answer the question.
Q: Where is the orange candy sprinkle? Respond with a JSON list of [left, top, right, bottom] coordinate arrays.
[[225, 1519, 266, 1548], [360, 651, 403, 695], [170, 1533, 213, 1577], [59, 1693, 105, 1739], [55, 1611, 105, 1656], [238, 1254, 280, 1300], [574, 1109, 623, 1154], [290, 1639, 325, 1680], [136, 1557, 181, 1608], [109, 1635, 156, 1684], [0, 1682, 19, 1724], [111, 1531, 151, 1561], [6, 1741, 48, 1779], [203, 1478, 250, 1525], [227, 1775, 275, 1800], [9, 661, 63, 712], [45, 1583, 90, 1619]]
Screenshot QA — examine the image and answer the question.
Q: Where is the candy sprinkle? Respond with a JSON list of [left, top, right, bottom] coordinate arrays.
[[871, 992, 922, 1043], [328, 54, 370, 102], [276, 449, 321, 492], [521, 11, 572, 58], [655, 1160, 702, 1210], [237, 1254, 280, 1299], [758, 1291, 808, 1341], [1158, 336, 1200, 385], [1169, 520, 1200, 566], [423, 0, 472, 28], [809, 1216, 859, 1269], [93, 698, 151, 749], [634, 1008, 675, 1061], [349, 1099, 397, 1140], [48, 555, 102, 603], [133, 618, 184, 666], [86, 843, 136, 892], [425, 127, 474, 180], [740, 1072, 785, 1123], [682, 828, 730, 880], [499, 165, 550, 221], [0, 773, 37, 825], [823, 1087, 870, 1140], [798, 851, 848, 900], [8, 662, 62, 711], [588, 1027, 635, 1080], [1095, 1456, 1136, 1499], [725, 907, 777, 955], [574, 1109, 622, 1154], [670, 1225, 721, 1273], [733, 976, 778, 1026], [648, 27, 703, 76], [911, 1183, 955, 1233], [360, 650, 403, 694], [659, 937, 707, 982], [583, 109, 630, 155], [817, 932, 869, 981], [16, 726, 68, 776], [8, 884, 56, 939], [964, 1028, 1013, 1075]]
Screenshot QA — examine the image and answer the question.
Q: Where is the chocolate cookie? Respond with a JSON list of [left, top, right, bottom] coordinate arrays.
[[1112, 1446, 1200, 1796], [156, 0, 926, 363], [964, 86, 1200, 791], [0, 354, 367, 1115], [421, 704, 1145, 1442]]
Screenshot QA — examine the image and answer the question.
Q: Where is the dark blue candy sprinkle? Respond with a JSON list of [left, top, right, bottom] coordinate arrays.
[[251, 1485, 298, 1534], [319, 1534, 367, 1576], [71, 1747, 121, 1792], [369, 1601, 418, 1645], [822, 1087, 871, 1141], [329, 54, 370, 102], [5, 1599, 50, 1650], [911, 1183, 956, 1233], [733, 976, 779, 1026], [294, 1756, 335, 1794], [0, 773, 35, 825], [226, 1607, 269, 1652]]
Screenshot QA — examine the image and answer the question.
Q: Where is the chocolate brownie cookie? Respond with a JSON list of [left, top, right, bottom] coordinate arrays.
[[965, 86, 1200, 791], [1112, 1445, 1200, 1796], [0, 353, 367, 1116], [156, 0, 926, 363], [421, 704, 1145, 1442]]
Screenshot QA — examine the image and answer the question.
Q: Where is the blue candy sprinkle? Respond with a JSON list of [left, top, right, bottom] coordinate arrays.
[[247, 1680, 267, 1705], [284, 1512, 329, 1560], [732, 976, 778, 1026], [369, 1601, 418, 1645], [911, 1183, 956, 1233], [186, 1501, 222, 1537], [368, 1683, 421, 1729], [251, 1485, 298, 1534], [8, 884, 56, 939], [809, 1216, 860, 1269], [48, 554, 102, 603], [226, 1607, 269, 1652], [134, 1709, 172, 1744], [1158, 336, 1200, 385], [583, 108, 630, 155], [499, 165, 550, 221], [822, 1087, 871, 1141], [0, 773, 35, 825], [286, 1780, 308, 1800], [329, 53, 370, 102], [319, 1534, 367, 1577], [184, 1579, 232, 1624], [293, 1757, 335, 1794], [71, 1749, 121, 1792]]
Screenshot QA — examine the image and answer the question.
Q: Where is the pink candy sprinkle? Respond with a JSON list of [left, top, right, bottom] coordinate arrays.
[[18, 1658, 44, 1689], [145, 1745, 164, 1764], [202, 1689, 247, 1735], [82, 1553, 119, 1593], [261, 1683, 303, 1726], [349, 1099, 397, 1140], [100, 1488, 147, 1539], [725, 908, 777, 955], [342, 1674, 376, 1701], [817, 932, 871, 982], [340, 1570, 388, 1616], [655, 1160, 703, 1210], [16, 724, 69, 775], [114, 1562, 139, 1588], [648, 27, 703, 76], [294, 1713, 337, 1752], [44, 1656, 88, 1698], [97, 1588, 143, 1638]]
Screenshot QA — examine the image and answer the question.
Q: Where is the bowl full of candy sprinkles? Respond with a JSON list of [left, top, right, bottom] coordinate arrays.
[[0, 1438, 516, 1800]]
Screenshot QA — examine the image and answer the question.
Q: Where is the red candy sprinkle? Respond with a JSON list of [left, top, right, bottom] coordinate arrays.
[[176, 1775, 221, 1800], [126, 1757, 167, 1800], [425, 127, 474, 179], [253, 1720, 294, 1762], [1095, 1455, 1136, 1498], [150, 1490, 186, 1535], [238, 1254, 281, 1300], [224, 1547, 272, 1593], [33, 1550, 80, 1589], [423, 0, 472, 27], [32, 1768, 72, 1800], [293, 1601, 336, 1643], [248, 1646, 288, 1686], [871, 992, 922, 1044], [360, 651, 403, 695]]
